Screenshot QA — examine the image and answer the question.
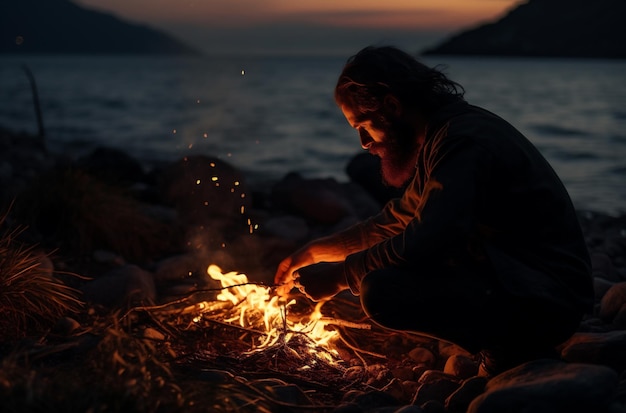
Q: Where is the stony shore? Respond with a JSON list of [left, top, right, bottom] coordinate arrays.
[[1, 127, 625, 412]]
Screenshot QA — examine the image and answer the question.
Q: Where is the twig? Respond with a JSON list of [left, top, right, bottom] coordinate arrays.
[[170, 281, 275, 297], [319, 317, 371, 330], [337, 327, 386, 360], [203, 316, 268, 337], [161, 301, 233, 316]]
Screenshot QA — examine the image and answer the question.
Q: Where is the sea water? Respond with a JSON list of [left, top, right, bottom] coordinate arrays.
[[0, 54, 624, 214]]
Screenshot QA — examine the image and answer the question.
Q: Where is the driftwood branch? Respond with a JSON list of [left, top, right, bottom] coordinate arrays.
[[22, 65, 45, 140]]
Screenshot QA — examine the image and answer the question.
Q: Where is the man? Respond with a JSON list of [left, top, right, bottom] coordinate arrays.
[[274, 46, 593, 376]]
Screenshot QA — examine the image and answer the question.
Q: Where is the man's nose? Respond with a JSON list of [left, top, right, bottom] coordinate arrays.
[[359, 129, 374, 149]]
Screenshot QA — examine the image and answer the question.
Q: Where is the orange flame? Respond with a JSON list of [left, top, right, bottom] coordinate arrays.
[[201, 264, 339, 357]]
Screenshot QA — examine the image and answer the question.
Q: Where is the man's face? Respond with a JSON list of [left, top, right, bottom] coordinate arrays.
[[341, 104, 418, 188]]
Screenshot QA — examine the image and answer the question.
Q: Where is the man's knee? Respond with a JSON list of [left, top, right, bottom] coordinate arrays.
[[359, 268, 432, 330], [359, 269, 390, 320]]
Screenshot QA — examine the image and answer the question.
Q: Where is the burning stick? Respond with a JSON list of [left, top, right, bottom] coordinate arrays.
[[180, 301, 233, 315], [318, 317, 371, 330]]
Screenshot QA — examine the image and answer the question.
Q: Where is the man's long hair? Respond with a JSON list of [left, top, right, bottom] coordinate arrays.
[[334, 46, 465, 121]]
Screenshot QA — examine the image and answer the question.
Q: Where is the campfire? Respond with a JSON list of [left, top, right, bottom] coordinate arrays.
[[148, 263, 381, 377], [194, 264, 341, 360]]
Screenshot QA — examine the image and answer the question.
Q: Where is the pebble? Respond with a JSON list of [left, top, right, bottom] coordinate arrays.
[[408, 347, 437, 367], [142, 327, 165, 341]]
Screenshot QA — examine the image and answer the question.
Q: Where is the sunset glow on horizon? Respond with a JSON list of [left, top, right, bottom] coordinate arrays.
[[75, 0, 523, 55], [78, 0, 520, 29]]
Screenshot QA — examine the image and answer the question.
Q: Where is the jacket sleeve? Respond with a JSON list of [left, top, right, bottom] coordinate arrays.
[[344, 133, 492, 295]]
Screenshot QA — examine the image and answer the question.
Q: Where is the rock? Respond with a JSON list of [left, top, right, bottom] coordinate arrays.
[[154, 253, 209, 283], [408, 347, 437, 367], [343, 390, 401, 410], [343, 366, 366, 381], [261, 215, 309, 241], [92, 249, 126, 266], [467, 359, 619, 413], [419, 400, 446, 413], [366, 364, 394, 387], [401, 380, 421, 402], [270, 172, 355, 224], [600, 282, 626, 322], [561, 331, 626, 372], [412, 372, 461, 407], [412, 366, 429, 380], [612, 304, 626, 329], [578, 314, 612, 333], [382, 378, 409, 403], [445, 376, 487, 413], [392, 405, 424, 413], [437, 341, 472, 359], [592, 252, 622, 282], [76, 146, 146, 186], [605, 237, 626, 264], [443, 354, 479, 379], [340, 181, 384, 220], [392, 366, 417, 381], [595, 277, 616, 302], [80, 264, 157, 307]]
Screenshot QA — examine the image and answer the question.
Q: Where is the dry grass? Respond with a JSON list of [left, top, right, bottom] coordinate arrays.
[[0, 306, 340, 413], [0, 316, 247, 413], [0, 212, 83, 340]]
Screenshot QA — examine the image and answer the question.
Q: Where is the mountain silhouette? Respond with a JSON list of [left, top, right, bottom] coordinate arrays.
[[0, 0, 200, 55], [422, 0, 626, 59]]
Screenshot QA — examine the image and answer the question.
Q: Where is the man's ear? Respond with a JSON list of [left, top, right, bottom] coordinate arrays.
[[383, 94, 402, 117]]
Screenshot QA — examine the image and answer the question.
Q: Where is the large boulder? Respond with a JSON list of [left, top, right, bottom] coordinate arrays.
[[468, 359, 619, 413]]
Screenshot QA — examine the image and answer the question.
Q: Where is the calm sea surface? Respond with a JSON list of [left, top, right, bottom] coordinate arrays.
[[1, 55, 625, 214]]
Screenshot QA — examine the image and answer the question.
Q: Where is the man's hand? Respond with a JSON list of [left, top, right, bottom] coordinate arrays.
[[274, 246, 316, 297], [294, 262, 348, 302], [274, 238, 350, 298], [274, 255, 297, 297]]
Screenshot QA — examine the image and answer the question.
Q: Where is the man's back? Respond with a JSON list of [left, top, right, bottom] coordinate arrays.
[[423, 100, 593, 314]]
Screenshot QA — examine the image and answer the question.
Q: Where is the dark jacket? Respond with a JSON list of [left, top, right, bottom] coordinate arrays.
[[339, 100, 593, 314]]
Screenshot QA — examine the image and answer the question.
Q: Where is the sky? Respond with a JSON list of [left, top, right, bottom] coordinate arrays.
[[76, 0, 523, 55]]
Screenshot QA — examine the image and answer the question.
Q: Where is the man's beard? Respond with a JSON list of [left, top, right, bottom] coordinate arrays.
[[369, 120, 418, 188]]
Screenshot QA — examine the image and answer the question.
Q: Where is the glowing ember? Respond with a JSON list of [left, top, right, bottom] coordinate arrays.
[[200, 264, 339, 357]]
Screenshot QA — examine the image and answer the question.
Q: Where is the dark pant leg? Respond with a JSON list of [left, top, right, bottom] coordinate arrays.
[[359, 266, 496, 353], [359, 266, 581, 355]]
